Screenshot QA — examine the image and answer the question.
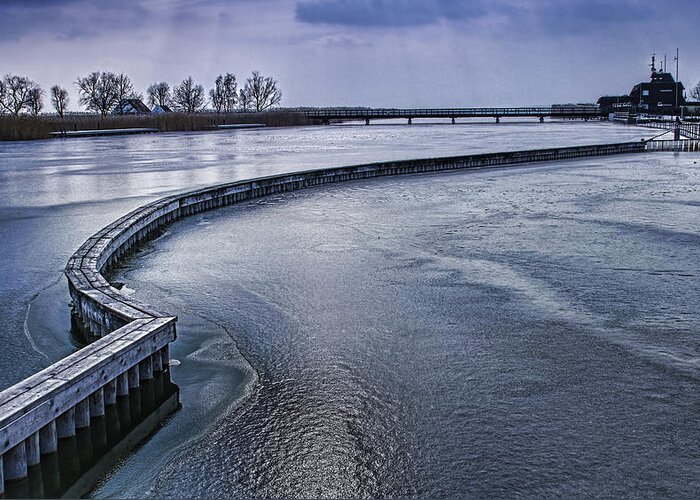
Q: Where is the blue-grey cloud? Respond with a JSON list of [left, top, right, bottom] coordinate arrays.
[[0, 0, 77, 5], [295, 0, 695, 35], [0, 0, 151, 41], [526, 0, 655, 34], [296, 0, 485, 27]]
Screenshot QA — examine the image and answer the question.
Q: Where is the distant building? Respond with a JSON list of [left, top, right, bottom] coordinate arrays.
[[115, 98, 151, 115], [629, 55, 685, 111], [685, 102, 700, 116], [598, 55, 686, 115], [151, 105, 173, 114], [597, 95, 632, 110]]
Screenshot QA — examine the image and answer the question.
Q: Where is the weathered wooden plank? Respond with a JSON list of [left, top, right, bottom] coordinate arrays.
[[0, 320, 152, 413], [0, 401, 51, 455]]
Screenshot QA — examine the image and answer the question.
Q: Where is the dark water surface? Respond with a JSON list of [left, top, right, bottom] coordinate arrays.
[[107, 152, 699, 497], [0, 122, 694, 497], [0, 120, 647, 388]]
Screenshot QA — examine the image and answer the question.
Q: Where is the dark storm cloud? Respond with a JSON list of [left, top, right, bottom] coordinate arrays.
[[0, 0, 151, 41], [0, 0, 77, 5], [295, 0, 693, 34], [526, 0, 654, 34], [295, 0, 486, 27]]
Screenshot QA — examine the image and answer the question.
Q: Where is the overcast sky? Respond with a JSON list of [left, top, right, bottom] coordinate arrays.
[[1, 0, 699, 108]]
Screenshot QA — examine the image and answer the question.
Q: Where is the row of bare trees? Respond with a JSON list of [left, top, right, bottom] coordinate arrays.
[[74, 72, 137, 117], [147, 71, 282, 113], [0, 71, 282, 117]]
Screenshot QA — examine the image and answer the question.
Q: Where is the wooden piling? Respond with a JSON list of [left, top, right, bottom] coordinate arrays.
[[104, 379, 118, 405], [25, 432, 40, 467], [128, 366, 140, 389], [117, 372, 129, 397], [139, 356, 154, 381], [90, 388, 105, 418], [4, 441, 28, 481], [153, 351, 163, 372], [161, 345, 170, 369], [56, 408, 76, 439], [75, 399, 90, 429], [39, 421, 58, 455]]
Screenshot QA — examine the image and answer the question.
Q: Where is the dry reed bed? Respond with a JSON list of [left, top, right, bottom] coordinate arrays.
[[0, 111, 311, 141]]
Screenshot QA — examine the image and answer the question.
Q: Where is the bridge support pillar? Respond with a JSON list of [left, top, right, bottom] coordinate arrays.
[[365, 118, 370, 125], [539, 116, 544, 123], [495, 117, 500, 124], [451, 117, 455, 124]]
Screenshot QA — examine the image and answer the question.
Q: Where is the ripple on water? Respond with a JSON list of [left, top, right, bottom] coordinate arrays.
[[87, 151, 700, 498]]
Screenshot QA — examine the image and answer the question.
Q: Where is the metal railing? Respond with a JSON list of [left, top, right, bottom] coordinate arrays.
[[637, 121, 700, 140]]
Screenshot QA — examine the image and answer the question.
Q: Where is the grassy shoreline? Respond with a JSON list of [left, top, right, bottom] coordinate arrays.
[[0, 111, 311, 141]]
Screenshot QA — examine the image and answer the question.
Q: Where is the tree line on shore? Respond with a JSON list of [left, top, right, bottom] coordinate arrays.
[[0, 71, 282, 118]]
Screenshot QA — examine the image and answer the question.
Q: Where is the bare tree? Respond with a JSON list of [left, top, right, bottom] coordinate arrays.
[[239, 87, 252, 112], [27, 87, 44, 115], [210, 73, 237, 113], [147, 81, 171, 108], [113, 73, 137, 114], [172, 76, 206, 113], [243, 71, 282, 112], [50, 85, 69, 117], [690, 81, 700, 101], [0, 80, 5, 115], [210, 77, 225, 113], [75, 71, 120, 117], [0, 74, 40, 116]]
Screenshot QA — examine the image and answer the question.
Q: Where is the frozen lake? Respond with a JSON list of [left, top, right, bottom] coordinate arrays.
[[2, 121, 697, 497]]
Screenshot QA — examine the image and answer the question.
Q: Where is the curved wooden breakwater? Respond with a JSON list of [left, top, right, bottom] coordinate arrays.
[[0, 139, 697, 496]]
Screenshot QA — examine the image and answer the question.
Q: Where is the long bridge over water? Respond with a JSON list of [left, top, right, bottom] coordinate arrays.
[[304, 105, 603, 124]]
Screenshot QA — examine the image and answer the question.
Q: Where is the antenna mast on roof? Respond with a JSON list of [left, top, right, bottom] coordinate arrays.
[[674, 48, 680, 112]]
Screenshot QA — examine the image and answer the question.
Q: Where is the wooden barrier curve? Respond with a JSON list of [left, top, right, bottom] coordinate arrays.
[[0, 139, 697, 495]]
